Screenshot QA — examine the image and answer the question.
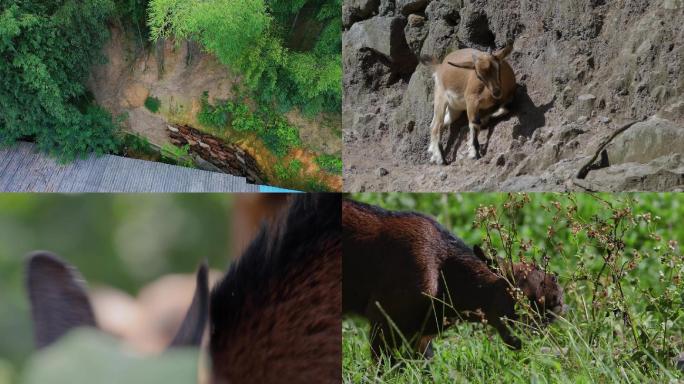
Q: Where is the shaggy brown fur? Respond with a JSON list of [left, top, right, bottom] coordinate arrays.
[[211, 194, 341, 384], [342, 199, 563, 360]]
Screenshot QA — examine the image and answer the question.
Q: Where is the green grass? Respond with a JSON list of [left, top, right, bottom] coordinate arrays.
[[344, 193, 684, 383]]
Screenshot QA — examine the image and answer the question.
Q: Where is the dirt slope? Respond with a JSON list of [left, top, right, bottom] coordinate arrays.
[[343, 0, 684, 192]]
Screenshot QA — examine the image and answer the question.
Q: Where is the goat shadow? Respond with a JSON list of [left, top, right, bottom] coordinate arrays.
[[441, 85, 555, 163]]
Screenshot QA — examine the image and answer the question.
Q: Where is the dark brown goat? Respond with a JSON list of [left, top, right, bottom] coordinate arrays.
[[210, 194, 341, 384], [342, 199, 563, 360]]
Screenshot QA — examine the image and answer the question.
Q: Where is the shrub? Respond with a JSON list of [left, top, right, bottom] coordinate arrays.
[[161, 143, 194, 168], [260, 118, 301, 158], [0, 0, 119, 161], [273, 158, 303, 182], [315, 154, 342, 174], [144, 96, 161, 113], [199, 94, 300, 158]]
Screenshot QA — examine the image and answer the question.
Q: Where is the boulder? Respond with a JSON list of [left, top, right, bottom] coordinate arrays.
[[405, 14, 428, 56], [391, 64, 434, 163], [585, 154, 684, 192], [396, 0, 430, 15], [344, 16, 417, 74], [342, 0, 381, 28], [604, 117, 684, 165]]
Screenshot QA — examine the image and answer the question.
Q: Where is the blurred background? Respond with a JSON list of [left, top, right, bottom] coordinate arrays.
[[0, 193, 288, 382]]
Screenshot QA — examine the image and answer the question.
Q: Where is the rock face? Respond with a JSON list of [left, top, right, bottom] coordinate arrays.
[[343, 0, 684, 192]]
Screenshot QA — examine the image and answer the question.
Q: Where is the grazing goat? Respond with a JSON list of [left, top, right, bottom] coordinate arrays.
[[210, 194, 341, 384], [342, 199, 563, 361], [421, 40, 516, 163]]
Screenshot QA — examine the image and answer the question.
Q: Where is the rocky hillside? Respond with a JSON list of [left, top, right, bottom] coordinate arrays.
[[343, 0, 684, 191]]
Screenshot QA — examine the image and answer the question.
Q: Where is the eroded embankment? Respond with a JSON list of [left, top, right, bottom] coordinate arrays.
[[89, 26, 341, 191]]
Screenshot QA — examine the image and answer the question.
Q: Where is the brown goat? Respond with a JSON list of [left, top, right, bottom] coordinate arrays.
[[342, 199, 563, 360], [421, 40, 516, 163]]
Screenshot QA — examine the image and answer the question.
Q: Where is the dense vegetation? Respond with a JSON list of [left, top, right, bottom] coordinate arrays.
[[0, 0, 121, 160], [148, 0, 341, 115], [345, 193, 684, 383], [0, 195, 234, 381], [1, 0, 340, 166]]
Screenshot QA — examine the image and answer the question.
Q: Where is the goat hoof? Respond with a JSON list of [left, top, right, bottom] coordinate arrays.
[[430, 153, 444, 165]]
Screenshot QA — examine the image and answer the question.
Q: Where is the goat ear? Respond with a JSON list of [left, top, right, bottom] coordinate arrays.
[[494, 39, 514, 60], [26, 251, 97, 349], [168, 261, 209, 348], [448, 60, 475, 70]]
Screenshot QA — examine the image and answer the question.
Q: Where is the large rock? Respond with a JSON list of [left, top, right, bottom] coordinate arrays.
[[404, 14, 429, 56], [342, 0, 381, 28], [344, 16, 417, 74], [584, 154, 684, 192], [396, 0, 430, 15], [391, 64, 434, 163], [604, 117, 684, 165]]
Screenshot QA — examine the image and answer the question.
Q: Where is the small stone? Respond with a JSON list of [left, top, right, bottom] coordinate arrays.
[[439, 171, 447, 181], [376, 167, 389, 177], [598, 116, 612, 124], [496, 154, 506, 166], [198, 141, 210, 149], [407, 13, 425, 27], [167, 125, 179, 132], [576, 94, 597, 117], [577, 115, 589, 123]]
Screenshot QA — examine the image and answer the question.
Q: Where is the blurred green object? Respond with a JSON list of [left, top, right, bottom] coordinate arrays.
[[0, 194, 233, 376], [21, 329, 199, 384]]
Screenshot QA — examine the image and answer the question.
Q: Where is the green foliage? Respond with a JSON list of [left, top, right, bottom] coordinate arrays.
[[0, 0, 120, 161], [147, 0, 341, 115], [305, 177, 332, 192], [274, 158, 303, 183], [344, 193, 684, 383], [261, 118, 301, 157], [160, 143, 194, 168], [115, 132, 157, 159], [113, 0, 150, 43], [144, 96, 161, 113], [22, 329, 199, 384], [315, 154, 342, 174], [199, 94, 301, 157]]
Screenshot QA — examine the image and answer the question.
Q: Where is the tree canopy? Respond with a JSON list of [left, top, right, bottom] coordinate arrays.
[[148, 0, 342, 114], [0, 0, 120, 160]]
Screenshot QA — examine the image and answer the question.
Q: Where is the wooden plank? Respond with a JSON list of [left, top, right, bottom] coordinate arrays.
[[14, 151, 53, 192], [0, 142, 270, 193], [61, 155, 103, 193], [1, 144, 36, 191]]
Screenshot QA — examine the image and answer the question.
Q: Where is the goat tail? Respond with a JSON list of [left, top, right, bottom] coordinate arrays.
[[420, 55, 439, 69]]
